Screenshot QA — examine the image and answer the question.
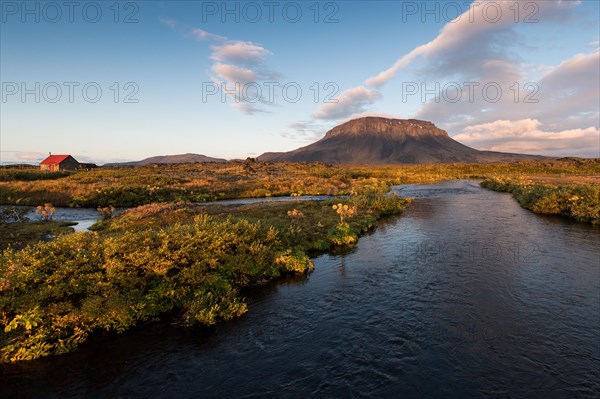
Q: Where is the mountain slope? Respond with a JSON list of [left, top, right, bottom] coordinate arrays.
[[259, 117, 545, 164], [106, 153, 227, 166]]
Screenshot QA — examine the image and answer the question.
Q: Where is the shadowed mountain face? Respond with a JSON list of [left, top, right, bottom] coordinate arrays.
[[258, 117, 545, 164], [106, 153, 227, 166]]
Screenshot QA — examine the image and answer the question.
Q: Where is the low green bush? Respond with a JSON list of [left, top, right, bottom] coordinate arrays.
[[0, 192, 411, 362], [481, 178, 600, 224], [0, 216, 311, 362]]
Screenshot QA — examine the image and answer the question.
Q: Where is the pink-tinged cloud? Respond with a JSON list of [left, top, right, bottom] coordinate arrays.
[[365, 0, 580, 87], [210, 41, 272, 64], [538, 50, 599, 100], [190, 28, 226, 42], [0, 151, 46, 164], [313, 86, 382, 121], [453, 119, 599, 156], [231, 102, 268, 115], [211, 63, 257, 85], [16, 152, 46, 161], [189, 27, 279, 115], [412, 49, 599, 141]]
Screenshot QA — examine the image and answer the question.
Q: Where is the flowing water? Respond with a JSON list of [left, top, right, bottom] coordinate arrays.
[[1, 180, 598, 398]]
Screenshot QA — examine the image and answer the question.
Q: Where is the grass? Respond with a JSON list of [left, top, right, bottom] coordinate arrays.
[[481, 178, 600, 224], [1, 159, 598, 208], [0, 169, 73, 182], [0, 162, 370, 207], [0, 192, 410, 363]]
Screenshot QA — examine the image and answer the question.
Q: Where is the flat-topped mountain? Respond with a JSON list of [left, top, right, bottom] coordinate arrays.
[[105, 153, 227, 166], [325, 118, 447, 139], [258, 117, 545, 164]]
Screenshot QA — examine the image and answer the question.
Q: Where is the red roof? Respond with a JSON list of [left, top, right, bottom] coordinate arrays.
[[40, 155, 72, 165]]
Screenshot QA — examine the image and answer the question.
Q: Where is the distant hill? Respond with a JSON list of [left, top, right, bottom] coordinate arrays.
[[258, 117, 546, 164], [105, 153, 227, 166]]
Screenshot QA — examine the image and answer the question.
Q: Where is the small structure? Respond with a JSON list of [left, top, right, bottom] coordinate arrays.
[[40, 154, 80, 171], [78, 163, 97, 170]]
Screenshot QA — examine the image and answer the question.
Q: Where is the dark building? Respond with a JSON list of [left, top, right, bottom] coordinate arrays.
[[78, 163, 97, 170]]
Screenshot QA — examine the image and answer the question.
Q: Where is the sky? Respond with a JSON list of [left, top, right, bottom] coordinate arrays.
[[1, 0, 599, 164]]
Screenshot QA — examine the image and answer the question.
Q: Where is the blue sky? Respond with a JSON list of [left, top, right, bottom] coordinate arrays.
[[1, 0, 599, 164]]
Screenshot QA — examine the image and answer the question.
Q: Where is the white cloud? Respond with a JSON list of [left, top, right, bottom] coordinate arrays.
[[454, 119, 599, 156], [346, 1, 596, 157], [278, 0, 596, 157], [288, 120, 320, 135], [410, 49, 599, 137], [313, 86, 382, 121], [210, 41, 272, 64], [232, 102, 267, 115], [538, 50, 599, 99], [365, 0, 580, 87], [279, 120, 329, 142], [211, 63, 257, 85], [188, 28, 280, 115], [283, 87, 384, 139]]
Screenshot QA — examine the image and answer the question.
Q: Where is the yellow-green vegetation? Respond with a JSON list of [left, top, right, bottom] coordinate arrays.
[[481, 178, 600, 224], [0, 192, 409, 362], [0, 168, 73, 182], [0, 162, 388, 207], [344, 158, 600, 184], [1, 159, 598, 208]]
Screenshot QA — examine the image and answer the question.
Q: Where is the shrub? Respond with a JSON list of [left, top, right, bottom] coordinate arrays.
[[34, 203, 55, 221], [0, 215, 313, 362], [327, 222, 358, 247], [481, 178, 600, 224], [332, 203, 357, 224], [0, 191, 411, 362]]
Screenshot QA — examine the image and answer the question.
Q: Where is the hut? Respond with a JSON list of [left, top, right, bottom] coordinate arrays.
[[39, 154, 80, 171]]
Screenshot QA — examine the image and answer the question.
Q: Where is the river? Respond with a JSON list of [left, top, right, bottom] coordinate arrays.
[[1, 180, 598, 398]]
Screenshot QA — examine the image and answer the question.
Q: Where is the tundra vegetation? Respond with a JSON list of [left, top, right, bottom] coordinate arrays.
[[480, 178, 600, 224], [0, 191, 409, 362], [0, 158, 598, 362], [1, 159, 598, 208]]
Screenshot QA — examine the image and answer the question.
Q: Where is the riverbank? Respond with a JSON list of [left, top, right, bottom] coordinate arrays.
[[481, 178, 600, 224], [0, 192, 410, 363], [1, 159, 597, 208], [2, 180, 597, 398], [0, 221, 76, 251]]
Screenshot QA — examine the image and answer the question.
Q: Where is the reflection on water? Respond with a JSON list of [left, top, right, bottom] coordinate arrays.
[[0, 206, 103, 232], [1, 181, 598, 398]]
